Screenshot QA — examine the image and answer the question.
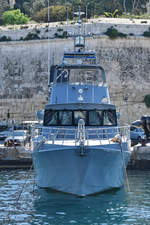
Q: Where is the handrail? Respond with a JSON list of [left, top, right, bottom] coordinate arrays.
[[32, 126, 130, 145]]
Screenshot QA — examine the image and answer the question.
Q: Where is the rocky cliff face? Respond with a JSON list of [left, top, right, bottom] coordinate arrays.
[[0, 36, 150, 123]]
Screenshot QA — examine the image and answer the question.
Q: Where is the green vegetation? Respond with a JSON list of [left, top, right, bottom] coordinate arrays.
[[0, 0, 150, 25], [33, 5, 72, 23], [0, 35, 11, 42], [55, 30, 68, 38], [143, 28, 150, 37], [23, 32, 40, 41], [57, 28, 64, 32], [2, 9, 30, 25], [118, 13, 150, 20], [144, 94, 150, 108], [104, 9, 119, 18], [104, 26, 127, 39]]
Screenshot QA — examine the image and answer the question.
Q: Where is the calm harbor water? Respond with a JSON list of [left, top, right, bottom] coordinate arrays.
[[0, 169, 150, 225]]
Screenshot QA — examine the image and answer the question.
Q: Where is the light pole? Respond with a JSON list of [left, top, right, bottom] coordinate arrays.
[[66, 6, 68, 21], [73, 6, 74, 20], [66, 2, 71, 22], [124, 95, 130, 124], [48, 0, 50, 87], [86, 3, 89, 20]]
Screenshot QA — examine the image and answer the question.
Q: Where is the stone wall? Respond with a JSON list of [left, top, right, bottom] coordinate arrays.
[[0, 28, 150, 124], [1, 17, 150, 42]]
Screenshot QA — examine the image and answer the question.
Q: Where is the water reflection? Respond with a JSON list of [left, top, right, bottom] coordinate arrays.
[[1, 170, 150, 225], [33, 187, 128, 225]]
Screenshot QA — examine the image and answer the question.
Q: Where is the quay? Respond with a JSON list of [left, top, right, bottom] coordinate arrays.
[[0, 159, 32, 169], [128, 143, 150, 170], [1, 143, 150, 170], [0, 145, 32, 169]]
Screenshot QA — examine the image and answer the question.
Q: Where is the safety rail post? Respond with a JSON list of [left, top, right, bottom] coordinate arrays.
[[47, 128, 52, 142], [96, 130, 101, 144], [52, 128, 56, 144], [86, 130, 89, 146], [62, 128, 65, 145]]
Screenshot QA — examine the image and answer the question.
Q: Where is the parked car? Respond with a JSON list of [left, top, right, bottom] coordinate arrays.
[[132, 117, 150, 140], [130, 126, 146, 142], [0, 130, 11, 140], [4, 130, 28, 147]]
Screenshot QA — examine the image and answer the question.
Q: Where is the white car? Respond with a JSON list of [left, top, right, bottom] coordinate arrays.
[[4, 130, 28, 147]]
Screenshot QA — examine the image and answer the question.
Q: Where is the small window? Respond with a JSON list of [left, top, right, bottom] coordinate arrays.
[[44, 110, 57, 126], [59, 111, 72, 125], [137, 128, 144, 132], [74, 111, 87, 125], [89, 110, 103, 125], [103, 110, 117, 126], [130, 126, 135, 131]]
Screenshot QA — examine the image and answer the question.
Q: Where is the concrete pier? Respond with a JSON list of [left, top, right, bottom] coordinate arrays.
[[0, 146, 32, 169], [128, 143, 150, 170], [0, 159, 32, 169]]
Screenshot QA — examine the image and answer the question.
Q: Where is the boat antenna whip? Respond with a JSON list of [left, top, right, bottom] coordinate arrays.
[[74, 6, 83, 32], [78, 5, 82, 31]]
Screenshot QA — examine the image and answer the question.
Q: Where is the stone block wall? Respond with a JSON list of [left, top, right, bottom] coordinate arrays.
[[0, 21, 150, 124], [1, 17, 150, 42]]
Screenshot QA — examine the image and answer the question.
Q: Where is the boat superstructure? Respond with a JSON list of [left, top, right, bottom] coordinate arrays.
[[32, 8, 131, 196]]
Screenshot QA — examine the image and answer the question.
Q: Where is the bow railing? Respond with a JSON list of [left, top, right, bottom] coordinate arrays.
[[31, 125, 130, 145]]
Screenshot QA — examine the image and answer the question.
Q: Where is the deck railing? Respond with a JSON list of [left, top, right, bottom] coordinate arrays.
[[32, 125, 130, 145]]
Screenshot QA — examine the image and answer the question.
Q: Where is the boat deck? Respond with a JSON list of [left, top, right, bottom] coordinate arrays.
[[45, 139, 127, 146]]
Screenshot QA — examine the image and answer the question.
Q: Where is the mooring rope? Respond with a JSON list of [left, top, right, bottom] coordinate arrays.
[[5, 163, 34, 224], [16, 163, 33, 202]]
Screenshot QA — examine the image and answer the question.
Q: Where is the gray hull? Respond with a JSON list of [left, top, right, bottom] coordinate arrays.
[[32, 142, 130, 196]]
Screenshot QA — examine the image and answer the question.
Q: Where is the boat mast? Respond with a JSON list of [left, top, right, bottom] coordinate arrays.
[[74, 6, 85, 52]]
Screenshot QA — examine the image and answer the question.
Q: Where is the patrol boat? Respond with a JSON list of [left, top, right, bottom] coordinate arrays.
[[32, 10, 131, 196]]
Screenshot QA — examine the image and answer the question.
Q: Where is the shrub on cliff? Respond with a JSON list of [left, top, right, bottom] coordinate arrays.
[[104, 26, 127, 39], [144, 95, 150, 108], [143, 28, 150, 38], [104, 9, 119, 18], [2, 9, 30, 25], [55, 30, 68, 39], [0, 35, 11, 42], [0, 18, 4, 25], [24, 32, 40, 41]]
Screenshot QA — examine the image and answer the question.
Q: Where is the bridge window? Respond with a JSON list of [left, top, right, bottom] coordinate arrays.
[[103, 110, 117, 126], [59, 111, 72, 125], [44, 109, 117, 126], [89, 110, 103, 125], [44, 110, 57, 125], [74, 111, 87, 125]]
